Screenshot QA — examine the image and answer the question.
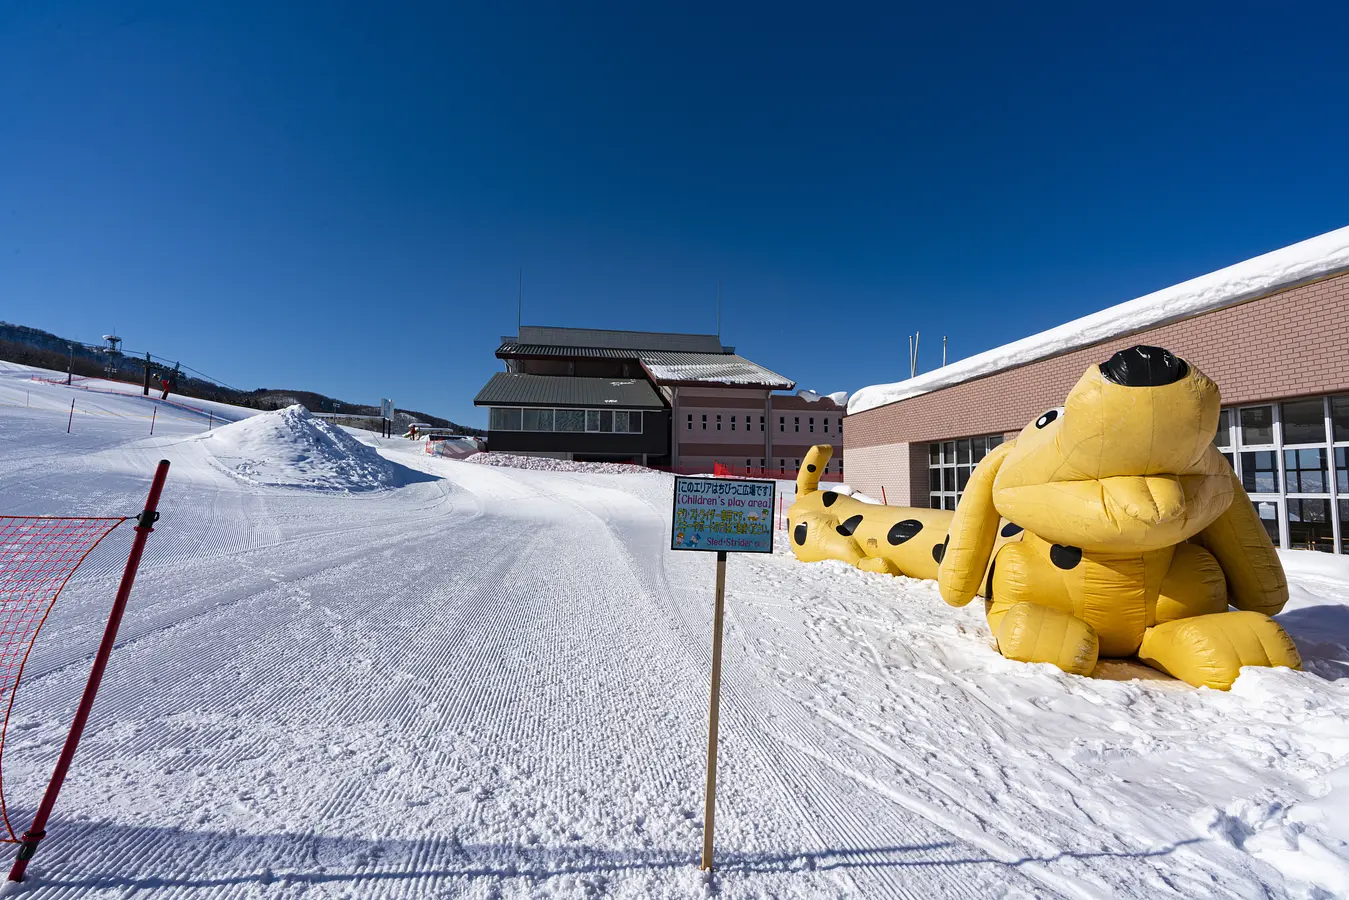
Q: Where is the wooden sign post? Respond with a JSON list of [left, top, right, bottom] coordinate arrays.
[[671, 476, 776, 871]]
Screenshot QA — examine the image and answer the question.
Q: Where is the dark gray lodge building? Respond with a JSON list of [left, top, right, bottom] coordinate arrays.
[[473, 326, 807, 467]]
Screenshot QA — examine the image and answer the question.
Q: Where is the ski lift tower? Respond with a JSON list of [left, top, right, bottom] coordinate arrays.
[[102, 334, 122, 379]]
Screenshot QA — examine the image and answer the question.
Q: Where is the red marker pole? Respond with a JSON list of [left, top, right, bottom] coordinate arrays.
[[66, 399, 74, 434], [8, 460, 171, 882], [881, 486, 888, 505]]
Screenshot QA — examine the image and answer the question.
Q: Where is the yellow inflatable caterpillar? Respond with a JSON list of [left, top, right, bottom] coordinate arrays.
[[788, 345, 1300, 690]]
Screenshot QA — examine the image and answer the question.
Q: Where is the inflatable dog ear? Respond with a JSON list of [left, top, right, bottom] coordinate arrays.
[[938, 440, 1015, 607], [1195, 466, 1290, 615]]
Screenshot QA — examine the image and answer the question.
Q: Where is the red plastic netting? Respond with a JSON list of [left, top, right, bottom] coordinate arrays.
[[0, 517, 125, 841]]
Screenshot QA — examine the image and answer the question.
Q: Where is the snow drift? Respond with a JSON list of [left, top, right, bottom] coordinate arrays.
[[203, 404, 407, 491], [850, 224, 1349, 415]]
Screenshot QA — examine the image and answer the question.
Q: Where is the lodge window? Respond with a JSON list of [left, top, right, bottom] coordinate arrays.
[[779, 416, 785, 432], [1219, 396, 1349, 553], [717, 415, 722, 431], [490, 407, 642, 434], [823, 418, 829, 433], [809, 417, 815, 433], [794, 417, 799, 433], [928, 433, 1005, 510], [687, 413, 693, 430], [702, 414, 707, 430], [759, 416, 765, 431], [731, 415, 736, 431]]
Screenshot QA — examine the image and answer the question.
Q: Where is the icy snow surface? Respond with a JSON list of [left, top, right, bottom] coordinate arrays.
[[2, 360, 1348, 898], [850, 224, 1349, 415]]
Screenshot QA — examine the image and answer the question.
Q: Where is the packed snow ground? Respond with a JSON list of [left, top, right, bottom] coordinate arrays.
[[1, 360, 1347, 899]]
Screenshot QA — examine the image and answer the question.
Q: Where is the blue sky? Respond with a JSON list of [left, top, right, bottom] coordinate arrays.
[[3, 2, 1347, 426]]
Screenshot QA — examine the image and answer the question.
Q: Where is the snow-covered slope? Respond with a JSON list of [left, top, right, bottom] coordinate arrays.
[[202, 404, 406, 491], [1, 364, 1347, 898], [850, 224, 1349, 415]]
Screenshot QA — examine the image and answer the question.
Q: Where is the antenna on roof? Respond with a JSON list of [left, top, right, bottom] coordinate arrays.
[[909, 332, 920, 378], [716, 280, 722, 340], [943, 335, 947, 367], [517, 268, 522, 331]]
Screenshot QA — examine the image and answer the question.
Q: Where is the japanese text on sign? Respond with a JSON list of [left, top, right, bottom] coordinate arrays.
[[671, 477, 775, 554]]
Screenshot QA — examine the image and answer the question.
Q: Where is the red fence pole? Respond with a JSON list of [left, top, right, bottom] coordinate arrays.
[[66, 399, 74, 434], [8, 459, 171, 883], [881, 486, 888, 505]]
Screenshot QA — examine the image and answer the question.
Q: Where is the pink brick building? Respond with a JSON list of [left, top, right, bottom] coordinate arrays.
[[844, 228, 1349, 554]]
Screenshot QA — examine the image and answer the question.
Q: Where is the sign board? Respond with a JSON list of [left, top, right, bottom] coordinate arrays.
[[671, 477, 775, 554], [380, 398, 394, 420]]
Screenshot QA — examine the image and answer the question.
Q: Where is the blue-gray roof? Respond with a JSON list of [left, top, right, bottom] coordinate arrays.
[[515, 326, 727, 353], [473, 373, 666, 409]]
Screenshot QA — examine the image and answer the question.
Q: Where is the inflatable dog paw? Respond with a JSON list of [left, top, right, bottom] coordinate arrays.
[[789, 345, 1301, 690]]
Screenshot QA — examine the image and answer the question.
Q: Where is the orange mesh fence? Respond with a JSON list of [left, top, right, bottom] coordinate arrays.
[[0, 517, 125, 842]]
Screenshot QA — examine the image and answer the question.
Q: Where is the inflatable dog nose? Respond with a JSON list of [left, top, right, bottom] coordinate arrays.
[[1099, 345, 1189, 387]]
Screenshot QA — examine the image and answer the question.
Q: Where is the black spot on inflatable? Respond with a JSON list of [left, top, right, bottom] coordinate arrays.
[[1050, 544, 1082, 570], [807, 464, 817, 473], [822, 491, 838, 507], [836, 514, 864, 537], [1099, 345, 1188, 387], [1035, 409, 1059, 429], [887, 519, 924, 545], [985, 558, 997, 602], [793, 523, 808, 546], [932, 535, 949, 564], [1000, 522, 1024, 538]]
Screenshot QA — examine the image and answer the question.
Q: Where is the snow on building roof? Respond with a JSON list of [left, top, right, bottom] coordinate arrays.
[[637, 352, 795, 389], [848, 224, 1349, 416]]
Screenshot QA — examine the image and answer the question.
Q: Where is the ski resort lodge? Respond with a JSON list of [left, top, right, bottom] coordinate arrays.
[[844, 226, 1349, 554], [474, 326, 845, 474]]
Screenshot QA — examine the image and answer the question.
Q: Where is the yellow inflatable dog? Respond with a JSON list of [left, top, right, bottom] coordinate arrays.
[[789, 346, 1300, 690]]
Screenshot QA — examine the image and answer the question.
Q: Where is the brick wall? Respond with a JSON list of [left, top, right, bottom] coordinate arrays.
[[844, 442, 927, 504], [844, 270, 1349, 495]]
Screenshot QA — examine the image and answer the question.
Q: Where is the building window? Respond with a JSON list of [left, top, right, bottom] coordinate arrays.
[[779, 416, 785, 432], [1223, 396, 1349, 553], [556, 409, 585, 432], [759, 458, 765, 468], [794, 459, 800, 470], [823, 418, 829, 433], [779, 458, 785, 471], [928, 433, 1005, 510], [717, 415, 722, 431], [490, 407, 643, 434], [794, 417, 800, 433], [687, 413, 693, 430], [731, 415, 736, 431], [759, 416, 765, 431], [745, 458, 751, 467], [809, 417, 815, 433], [702, 414, 707, 430], [490, 408, 523, 431]]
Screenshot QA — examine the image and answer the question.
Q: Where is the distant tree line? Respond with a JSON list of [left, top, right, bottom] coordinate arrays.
[[0, 322, 484, 435]]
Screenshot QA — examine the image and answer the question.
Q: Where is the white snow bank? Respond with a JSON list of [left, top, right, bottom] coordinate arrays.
[[466, 453, 658, 475], [796, 389, 849, 406], [849, 224, 1349, 415], [825, 483, 883, 504], [203, 404, 407, 491]]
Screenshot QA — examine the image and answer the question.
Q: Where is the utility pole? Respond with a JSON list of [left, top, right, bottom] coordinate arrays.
[[716, 281, 722, 340], [943, 335, 947, 367], [66, 344, 74, 385]]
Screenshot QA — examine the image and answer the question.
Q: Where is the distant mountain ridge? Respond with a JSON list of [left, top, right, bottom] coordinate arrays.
[[0, 320, 483, 435]]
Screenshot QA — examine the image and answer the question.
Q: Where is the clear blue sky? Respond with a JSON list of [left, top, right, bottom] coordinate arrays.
[[3, 2, 1347, 426]]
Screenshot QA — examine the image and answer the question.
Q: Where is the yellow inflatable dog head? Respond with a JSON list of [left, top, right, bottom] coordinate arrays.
[[985, 346, 1234, 553]]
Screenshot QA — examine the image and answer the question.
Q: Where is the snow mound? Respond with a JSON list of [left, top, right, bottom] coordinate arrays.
[[850, 224, 1349, 415], [466, 453, 658, 475], [203, 405, 406, 492]]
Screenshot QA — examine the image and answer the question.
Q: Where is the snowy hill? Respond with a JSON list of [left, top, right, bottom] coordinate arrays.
[[1, 359, 1347, 898]]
